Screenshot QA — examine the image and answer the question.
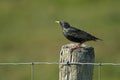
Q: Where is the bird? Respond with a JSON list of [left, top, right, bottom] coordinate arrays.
[[55, 20, 102, 48]]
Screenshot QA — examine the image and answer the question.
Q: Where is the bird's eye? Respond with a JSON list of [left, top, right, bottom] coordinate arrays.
[[64, 23, 70, 27]]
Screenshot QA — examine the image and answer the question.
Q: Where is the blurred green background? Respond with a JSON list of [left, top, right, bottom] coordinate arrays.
[[0, 0, 120, 80]]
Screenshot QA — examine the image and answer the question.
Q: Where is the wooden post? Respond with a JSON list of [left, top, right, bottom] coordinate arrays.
[[59, 43, 95, 80]]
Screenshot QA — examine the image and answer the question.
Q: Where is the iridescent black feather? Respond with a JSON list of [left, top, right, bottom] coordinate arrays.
[[56, 21, 102, 44]]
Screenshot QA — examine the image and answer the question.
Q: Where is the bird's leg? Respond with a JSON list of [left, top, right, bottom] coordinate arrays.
[[70, 43, 81, 53], [70, 43, 86, 52], [70, 43, 81, 52], [73, 43, 81, 48]]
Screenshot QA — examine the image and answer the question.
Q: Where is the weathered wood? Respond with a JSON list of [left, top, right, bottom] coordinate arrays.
[[59, 43, 95, 80]]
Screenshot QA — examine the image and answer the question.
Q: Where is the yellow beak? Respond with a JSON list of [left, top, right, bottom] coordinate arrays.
[[55, 20, 60, 24]]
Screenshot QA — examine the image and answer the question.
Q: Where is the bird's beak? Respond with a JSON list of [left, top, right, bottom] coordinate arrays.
[[55, 20, 60, 24]]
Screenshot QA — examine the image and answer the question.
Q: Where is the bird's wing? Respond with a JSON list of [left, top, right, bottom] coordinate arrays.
[[67, 27, 98, 41], [68, 28, 87, 38]]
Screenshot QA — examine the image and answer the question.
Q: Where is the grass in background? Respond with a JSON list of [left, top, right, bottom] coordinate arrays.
[[0, 0, 120, 80]]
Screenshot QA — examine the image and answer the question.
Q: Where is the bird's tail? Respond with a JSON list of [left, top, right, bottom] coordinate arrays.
[[96, 38, 103, 41]]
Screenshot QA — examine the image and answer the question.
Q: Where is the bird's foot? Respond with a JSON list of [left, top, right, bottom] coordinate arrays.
[[70, 44, 81, 52], [70, 43, 86, 52], [71, 44, 81, 49]]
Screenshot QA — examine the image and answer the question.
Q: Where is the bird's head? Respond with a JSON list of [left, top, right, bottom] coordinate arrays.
[[55, 20, 70, 28]]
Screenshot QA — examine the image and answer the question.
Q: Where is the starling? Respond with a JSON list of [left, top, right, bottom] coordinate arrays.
[[55, 21, 102, 45]]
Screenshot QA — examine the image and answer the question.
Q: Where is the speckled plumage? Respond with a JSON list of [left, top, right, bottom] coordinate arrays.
[[56, 21, 102, 44]]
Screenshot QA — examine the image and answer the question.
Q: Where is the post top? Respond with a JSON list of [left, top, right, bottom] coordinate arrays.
[[62, 43, 93, 49]]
